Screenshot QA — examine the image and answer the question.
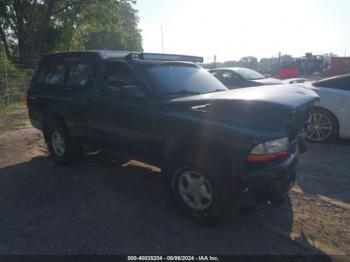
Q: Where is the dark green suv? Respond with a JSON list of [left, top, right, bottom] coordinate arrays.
[[27, 51, 319, 223]]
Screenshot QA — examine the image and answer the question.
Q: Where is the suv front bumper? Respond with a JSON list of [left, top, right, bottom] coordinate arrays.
[[239, 148, 298, 202]]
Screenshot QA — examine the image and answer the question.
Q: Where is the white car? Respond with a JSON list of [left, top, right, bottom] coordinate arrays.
[[301, 74, 350, 142]]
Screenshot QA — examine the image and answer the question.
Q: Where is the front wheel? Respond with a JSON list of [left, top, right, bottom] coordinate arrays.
[[165, 153, 235, 224], [176, 169, 216, 212], [303, 107, 338, 143]]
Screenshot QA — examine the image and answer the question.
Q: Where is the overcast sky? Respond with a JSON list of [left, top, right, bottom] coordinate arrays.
[[135, 0, 350, 62]]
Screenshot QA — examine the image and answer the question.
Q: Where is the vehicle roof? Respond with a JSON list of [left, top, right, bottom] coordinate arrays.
[[42, 50, 134, 60], [41, 51, 203, 63]]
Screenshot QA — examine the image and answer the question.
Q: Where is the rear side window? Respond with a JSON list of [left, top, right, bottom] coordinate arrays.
[[36, 67, 47, 83], [45, 64, 66, 84], [34, 63, 67, 85], [34, 61, 94, 89], [66, 64, 92, 86]]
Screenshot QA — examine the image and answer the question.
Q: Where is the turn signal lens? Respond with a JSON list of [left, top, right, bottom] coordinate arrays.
[[247, 151, 289, 162], [247, 137, 289, 162]]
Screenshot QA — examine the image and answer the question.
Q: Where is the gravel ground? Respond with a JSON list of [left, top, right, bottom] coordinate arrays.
[[0, 108, 349, 260]]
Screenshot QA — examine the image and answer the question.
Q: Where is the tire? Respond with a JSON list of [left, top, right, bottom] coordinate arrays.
[[163, 151, 236, 225], [44, 119, 82, 165], [303, 107, 339, 143]]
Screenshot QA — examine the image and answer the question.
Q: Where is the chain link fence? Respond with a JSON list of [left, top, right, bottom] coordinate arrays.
[[0, 51, 39, 109]]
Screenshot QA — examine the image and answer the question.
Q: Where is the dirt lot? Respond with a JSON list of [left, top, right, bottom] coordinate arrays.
[[0, 105, 349, 259]]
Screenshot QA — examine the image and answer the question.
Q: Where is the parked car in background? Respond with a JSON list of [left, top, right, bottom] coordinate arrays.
[[302, 74, 350, 142], [27, 51, 319, 223], [283, 78, 309, 85], [209, 67, 282, 89]]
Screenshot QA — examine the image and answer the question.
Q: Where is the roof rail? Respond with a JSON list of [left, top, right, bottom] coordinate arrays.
[[126, 52, 203, 63]]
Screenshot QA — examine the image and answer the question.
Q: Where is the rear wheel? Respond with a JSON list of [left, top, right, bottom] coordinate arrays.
[[51, 131, 66, 158], [45, 120, 82, 165], [304, 107, 338, 143]]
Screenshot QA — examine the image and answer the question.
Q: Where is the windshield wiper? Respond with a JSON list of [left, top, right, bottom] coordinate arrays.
[[166, 90, 202, 97]]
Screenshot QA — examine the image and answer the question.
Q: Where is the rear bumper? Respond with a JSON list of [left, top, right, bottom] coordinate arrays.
[[29, 117, 42, 130], [28, 108, 43, 131], [239, 149, 298, 202]]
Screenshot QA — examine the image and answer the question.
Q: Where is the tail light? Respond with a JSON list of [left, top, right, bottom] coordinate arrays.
[[26, 96, 29, 108]]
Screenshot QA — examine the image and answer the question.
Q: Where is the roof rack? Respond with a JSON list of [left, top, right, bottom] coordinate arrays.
[[126, 52, 203, 63]]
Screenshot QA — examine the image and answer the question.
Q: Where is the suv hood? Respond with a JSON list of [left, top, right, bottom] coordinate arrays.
[[168, 85, 319, 130], [170, 85, 318, 110]]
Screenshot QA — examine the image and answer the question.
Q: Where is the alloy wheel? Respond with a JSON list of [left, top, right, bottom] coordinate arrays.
[[177, 170, 214, 211], [51, 131, 66, 157], [304, 112, 333, 142]]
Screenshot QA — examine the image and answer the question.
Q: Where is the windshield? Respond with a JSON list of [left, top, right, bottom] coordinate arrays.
[[234, 68, 266, 80], [142, 63, 227, 97]]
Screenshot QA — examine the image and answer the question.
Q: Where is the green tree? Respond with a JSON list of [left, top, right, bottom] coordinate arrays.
[[0, 0, 142, 67], [73, 0, 142, 51]]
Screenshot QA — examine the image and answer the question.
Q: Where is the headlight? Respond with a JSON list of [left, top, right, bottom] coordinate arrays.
[[247, 137, 289, 162]]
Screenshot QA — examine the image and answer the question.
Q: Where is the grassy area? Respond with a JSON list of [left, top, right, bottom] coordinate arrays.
[[0, 101, 26, 116], [0, 102, 28, 131], [12, 119, 30, 127]]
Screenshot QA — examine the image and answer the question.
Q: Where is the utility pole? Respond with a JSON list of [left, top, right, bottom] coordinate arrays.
[[161, 25, 164, 55]]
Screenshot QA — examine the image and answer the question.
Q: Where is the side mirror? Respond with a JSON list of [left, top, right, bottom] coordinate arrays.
[[121, 85, 146, 99]]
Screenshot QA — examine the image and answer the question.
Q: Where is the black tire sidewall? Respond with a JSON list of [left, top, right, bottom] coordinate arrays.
[[165, 153, 235, 224]]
